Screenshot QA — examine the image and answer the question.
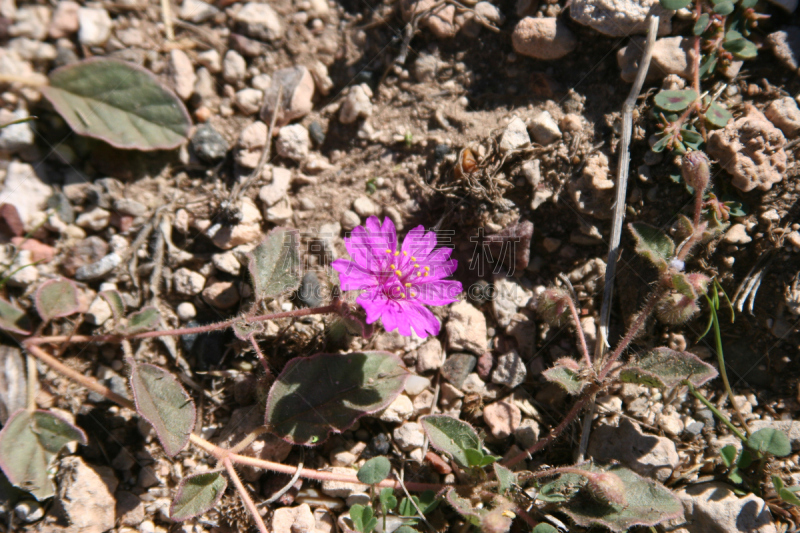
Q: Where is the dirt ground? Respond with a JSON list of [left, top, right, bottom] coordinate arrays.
[[2, 0, 800, 530]]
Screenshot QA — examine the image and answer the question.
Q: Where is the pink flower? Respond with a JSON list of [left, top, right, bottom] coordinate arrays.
[[332, 216, 462, 338]]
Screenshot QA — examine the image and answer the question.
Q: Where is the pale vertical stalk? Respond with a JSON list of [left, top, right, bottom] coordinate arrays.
[[161, 0, 175, 41], [26, 354, 37, 411], [223, 457, 268, 533]]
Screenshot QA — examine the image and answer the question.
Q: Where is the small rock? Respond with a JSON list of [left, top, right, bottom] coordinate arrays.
[[237, 121, 268, 167], [767, 28, 800, 74], [271, 504, 316, 533], [499, 116, 531, 152], [197, 49, 221, 73], [86, 297, 112, 326], [656, 411, 685, 437], [75, 252, 121, 281], [265, 197, 293, 224], [340, 84, 373, 124], [179, 0, 219, 23], [14, 500, 44, 523], [441, 353, 477, 388], [588, 418, 679, 482], [765, 97, 800, 137], [707, 106, 787, 192], [446, 301, 487, 354], [173, 267, 206, 296], [212, 251, 241, 276], [276, 124, 311, 161], [261, 66, 315, 126], [191, 124, 229, 162], [723, 223, 751, 244], [341, 210, 361, 231], [352, 196, 379, 218], [569, 152, 615, 219], [222, 50, 247, 84], [0, 161, 53, 231], [0, 108, 35, 155], [10, 6, 51, 40], [461, 373, 486, 395], [169, 49, 195, 101], [492, 275, 532, 327], [476, 352, 494, 380], [259, 167, 292, 207], [618, 36, 694, 83], [511, 17, 577, 60], [483, 400, 521, 439], [234, 88, 263, 116], [203, 279, 240, 309], [76, 207, 111, 232], [393, 422, 425, 451], [209, 197, 263, 249], [529, 111, 561, 145], [570, 0, 672, 36], [7, 250, 37, 287], [416, 338, 445, 372], [405, 375, 431, 396], [77, 7, 112, 46], [491, 350, 527, 388], [514, 418, 540, 449], [176, 302, 196, 321], [378, 394, 414, 423], [231, 2, 284, 41], [55, 457, 117, 533], [113, 198, 147, 217], [320, 467, 368, 499], [677, 482, 777, 533], [116, 491, 145, 527]]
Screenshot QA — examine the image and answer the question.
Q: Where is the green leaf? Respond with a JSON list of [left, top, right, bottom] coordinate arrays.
[[705, 102, 733, 128], [119, 306, 160, 335], [654, 89, 698, 112], [266, 351, 408, 445], [248, 227, 301, 302], [393, 527, 420, 533], [35, 278, 80, 322], [681, 128, 703, 145], [358, 456, 391, 485], [420, 415, 481, 468], [747, 428, 791, 457], [494, 463, 517, 495], [780, 488, 800, 506], [652, 134, 673, 153], [720, 445, 737, 467], [532, 524, 559, 533], [170, 470, 227, 521], [773, 475, 785, 492], [620, 347, 718, 389], [738, 448, 753, 469], [713, 0, 735, 14], [380, 487, 398, 513], [729, 467, 744, 485], [629, 223, 675, 271], [99, 290, 125, 321], [699, 54, 718, 78], [659, 0, 692, 8], [41, 58, 191, 150], [445, 488, 483, 525], [724, 38, 757, 59], [351, 504, 377, 533], [0, 409, 87, 500], [399, 491, 439, 516], [130, 362, 196, 457], [553, 464, 684, 532], [0, 298, 30, 335], [464, 448, 485, 467], [693, 13, 710, 35], [740, 0, 757, 7], [542, 363, 586, 395]]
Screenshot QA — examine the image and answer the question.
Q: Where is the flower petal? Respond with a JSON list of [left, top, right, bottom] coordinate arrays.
[[413, 279, 462, 305], [401, 226, 436, 258], [357, 289, 391, 325], [332, 259, 381, 290], [398, 300, 440, 337]]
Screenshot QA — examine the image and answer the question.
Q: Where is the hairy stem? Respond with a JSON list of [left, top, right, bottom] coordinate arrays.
[[28, 303, 341, 345], [248, 336, 272, 376], [224, 457, 269, 533], [26, 342, 449, 492], [503, 384, 600, 467], [566, 297, 593, 371]]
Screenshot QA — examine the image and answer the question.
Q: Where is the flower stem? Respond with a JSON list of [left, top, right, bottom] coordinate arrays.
[[27, 303, 341, 346], [565, 297, 592, 371], [685, 381, 746, 442], [25, 342, 449, 492], [223, 457, 269, 533]]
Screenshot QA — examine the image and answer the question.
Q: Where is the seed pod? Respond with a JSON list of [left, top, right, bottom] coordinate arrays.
[[656, 291, 700, 325], [536, 287, 572, 326], [585, 471, 627, 507], [454, 148, 477, 180], [682, 151, 711, 193]]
